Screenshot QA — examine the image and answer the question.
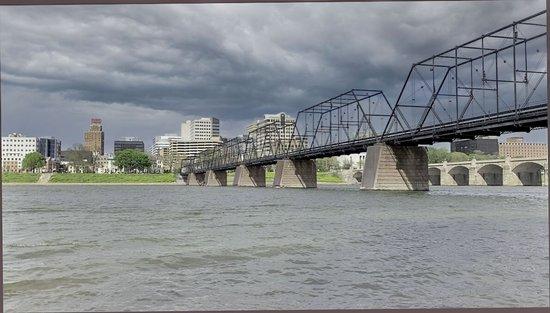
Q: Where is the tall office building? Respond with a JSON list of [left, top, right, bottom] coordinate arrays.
[[181, 117, 220, 141], [37, 137, 62, 160], [114, 137, 145, 154], [246, 112, 301, 155], [84, 118, 105, 155]]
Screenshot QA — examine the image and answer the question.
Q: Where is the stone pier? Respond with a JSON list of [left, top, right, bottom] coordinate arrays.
[[233, 165, 266, 187], [273, 159, 317, 188], [205, 170, 227, 187], [361, 143, 429, 191], [187, 172, 205, 186]]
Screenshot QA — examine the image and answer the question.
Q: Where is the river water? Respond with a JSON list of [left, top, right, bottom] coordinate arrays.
[[2, 184, 549, 311]]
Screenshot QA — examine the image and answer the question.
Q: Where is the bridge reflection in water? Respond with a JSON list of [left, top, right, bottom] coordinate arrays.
[[182, 10, 548, 191]]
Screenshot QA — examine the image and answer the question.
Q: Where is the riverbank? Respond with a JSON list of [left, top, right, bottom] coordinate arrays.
[[2, 173, 177, 184], [2, 171, 345, 184]]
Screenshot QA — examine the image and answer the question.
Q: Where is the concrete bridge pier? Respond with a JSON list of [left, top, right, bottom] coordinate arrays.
[[361, 143, 429, 191], [187, 172, 205, 186], [205, 170, 227, 186], [273, 159, 317, 188], [233, 165, 266, 187]]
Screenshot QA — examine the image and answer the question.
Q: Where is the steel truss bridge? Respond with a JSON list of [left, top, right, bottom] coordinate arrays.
[[183, 10, 548, 175]]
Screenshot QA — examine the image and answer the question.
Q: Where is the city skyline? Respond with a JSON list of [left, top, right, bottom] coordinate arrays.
[[1, 1, 547, 152]]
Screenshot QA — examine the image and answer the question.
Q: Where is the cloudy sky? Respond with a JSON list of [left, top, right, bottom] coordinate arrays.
[[0, 0, 547, 153]]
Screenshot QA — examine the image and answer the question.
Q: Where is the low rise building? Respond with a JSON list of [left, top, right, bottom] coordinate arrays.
[[168, 138, 223, 170], [60, 149, 94, 173], [95, 153, 118, 173], [499, 137, 548, 158], [451, 137, 499, 156]]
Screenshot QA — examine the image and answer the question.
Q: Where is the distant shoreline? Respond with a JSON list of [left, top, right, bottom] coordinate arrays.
[[2, 181, 350, 186]]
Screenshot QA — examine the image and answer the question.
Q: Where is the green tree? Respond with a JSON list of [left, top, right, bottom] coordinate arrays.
[[427, 147, 449, 163], [447, 152, 470, 162], [66, 144, 93, 173], [114, 149, 152, 172], [22, 152, 45, 172], [316, 157, 340, 172]]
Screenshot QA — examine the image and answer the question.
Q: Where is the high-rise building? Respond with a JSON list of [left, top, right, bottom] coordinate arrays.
[[181, 117, 220, 141], [499, 137, 548, 158], [38, 137, 62, 160], [114, 137, 145, 154], [150, 134, 181, 156], [84, 118, 104, 155], [246, 112, 301, 155], [451, 137, 499, 156], [1, 133, 62, 172]]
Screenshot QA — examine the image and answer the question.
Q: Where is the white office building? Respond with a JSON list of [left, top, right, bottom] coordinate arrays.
[[246, 112, 303, 155], [337, 153, 367, 170], [181, 117, 220, 142], [1, 133, 61, 172], [150, 134, 181, 156], [169, 138, 223, 160]]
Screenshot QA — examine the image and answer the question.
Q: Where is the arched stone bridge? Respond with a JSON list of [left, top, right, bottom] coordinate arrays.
[[428, 157, 548, 186]]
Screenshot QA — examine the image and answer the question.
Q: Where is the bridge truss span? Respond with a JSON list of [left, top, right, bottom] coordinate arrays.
[[182, 10, 548, 178], [382, 10, 547, 141]]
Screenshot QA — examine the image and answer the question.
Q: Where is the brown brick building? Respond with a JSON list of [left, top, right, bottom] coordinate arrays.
[[499, 137, 547, 158], [84, 118, 105, 155]]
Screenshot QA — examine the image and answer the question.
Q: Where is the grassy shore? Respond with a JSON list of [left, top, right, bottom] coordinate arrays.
[[49, 173, 177, 184], [2, 173, 40, 183], [3, 171, 343, 184]]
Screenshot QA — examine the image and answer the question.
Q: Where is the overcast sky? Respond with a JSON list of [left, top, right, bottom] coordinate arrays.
[[0, 0, 547, 153]]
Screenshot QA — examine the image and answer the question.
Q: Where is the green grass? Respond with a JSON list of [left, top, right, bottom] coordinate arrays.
[[49, 173, 177, 183], [2, 173, 40, 183], [316, 172, 344, 183], [266, 171, 275, 182]]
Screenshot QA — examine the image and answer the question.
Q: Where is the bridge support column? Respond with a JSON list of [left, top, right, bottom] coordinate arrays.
[[502, 158, 521, 186], [205, 170, 227, 187], [187, 172, 205, 186], [439, 162, 455, 186], [468, 160, 485, 186], [273, 159, 317, 188], [440, 172, 456, 185], [361, 143, 428, 191], [233, 165, 266, 187]]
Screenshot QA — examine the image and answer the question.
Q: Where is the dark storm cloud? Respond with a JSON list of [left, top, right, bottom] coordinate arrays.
[[0, 1, 546, 149]]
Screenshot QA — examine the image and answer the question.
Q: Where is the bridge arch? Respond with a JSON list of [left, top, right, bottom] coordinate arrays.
[[428, 167, 441, 186], [512, 162, 545, 186], [448, 165, 469, 186], [477, 164, 503, 186]]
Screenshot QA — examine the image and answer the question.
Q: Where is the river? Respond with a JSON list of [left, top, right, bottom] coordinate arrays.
[[2, 184, 549, 311]]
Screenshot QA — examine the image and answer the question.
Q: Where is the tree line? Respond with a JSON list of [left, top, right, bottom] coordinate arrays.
[[427, 147, 501, 163]]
